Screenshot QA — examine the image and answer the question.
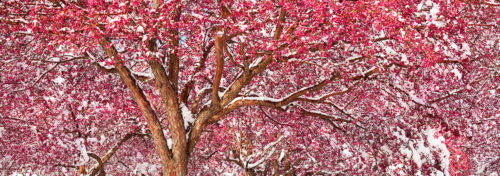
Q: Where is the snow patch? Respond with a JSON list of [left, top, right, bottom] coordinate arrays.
[[53, 76, 65, 84], [0, 127, 4, 137], [342, 148, 353, 157], [75, 138, 89, 165], [401, 54, 409, 64], [134, 162, 160, 175], [99, 134, 106, 145], [425, 129, 450, 176], [278, 149, 286, 161], [167, 139, 172, 149], [137, 26, 144, 33], [181, 103, 194, 129], [409, 92, 426, 105], [450, 69, 462, 80], [249, 57, 263, 68]]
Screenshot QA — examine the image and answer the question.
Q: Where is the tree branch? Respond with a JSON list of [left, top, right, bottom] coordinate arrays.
[[187, 8, 288, 155], [148, 60, 188, 168], [87, 131, 144, 176], [93, 62, 152, 81], [180, 42, 214, 104], [87, 153, 105, 176], [212, 30, 225, 105], [99, 38, 173, 169]]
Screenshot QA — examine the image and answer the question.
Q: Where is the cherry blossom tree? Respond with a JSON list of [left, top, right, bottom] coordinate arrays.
[[1, 0, 498, 175]]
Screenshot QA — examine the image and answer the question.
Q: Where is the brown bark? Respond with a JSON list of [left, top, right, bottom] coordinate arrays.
[[78, 165, 87, 175], [212, 31, 225, 105], [245, 169, 256, 176], [148, 60, 188, 176], [94, 6, 325, 176], [145, 2, 188, 173], [146, 9, 187, 174], [87, 153, 105, 176], [167, 7, 182, 91], [273, 160, 280, 176], [167, 34, 180, 91], [188, 8, 288, 156], [99, 38, 173, 175]]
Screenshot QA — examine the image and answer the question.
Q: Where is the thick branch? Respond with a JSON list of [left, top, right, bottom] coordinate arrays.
[[87, 153, 105, 176], [167, 8, 182, 91], [212, 32, 225, 105], [187, 8, 288, 155], [273, 8, 286, 40], [99, 38, 173, 170], [148, 60, 188, 172]]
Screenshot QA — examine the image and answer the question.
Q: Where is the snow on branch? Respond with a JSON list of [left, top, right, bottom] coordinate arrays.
[[229, 135, 284, 170], [12, 62, 60, 93], [429, 76, 490, 104], [391, 83, 431, 107], [93, 62, 153, 81], [87, 131, 146, 176]]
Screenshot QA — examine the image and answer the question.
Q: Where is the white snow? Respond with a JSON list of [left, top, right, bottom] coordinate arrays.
[[181, 103, 194, 129], [234, 134, 284, 169], [87, 137, 98, 144], [246, 136, 283, 169], [401, 54, 409, 64], [225, 96, 282, 109], [395, 84, 427, 105], [416, 0, 446, 28], [75, 138, 89, 165], [131, 71, 154, 79], [236, 21, 249, 31], [52, 76, 65, 83], [342, 148, 352, 157], [255, 128, 264, 137], [107, 15, 127, 24], [383, 45, 398, 55], [99, 134, 106, 145], [191, 13, 204, 19], [409, 92, 426, 105], [57, 138, 69, 149], [249, 57, 263, 68], [263, 136, 283, 151], [96, 62, 115, 70], [307, 110, 338, 118], [362, 67, 377, 77], [82, 100, 88, 108], [278, 149, 286, 161], [450, 69, 462, 80], [306, 153, 317, 163], [30, 126, 37, 134], [247, 147, 275, 169], [0, 127, 4, 137], [461, 43, 471, 58], [167, 138, 172, 149], [395, 127, 451, 176], [425, 129, 450, 176], [134, 162, 159, 175], [137, 26, 144, 33]]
